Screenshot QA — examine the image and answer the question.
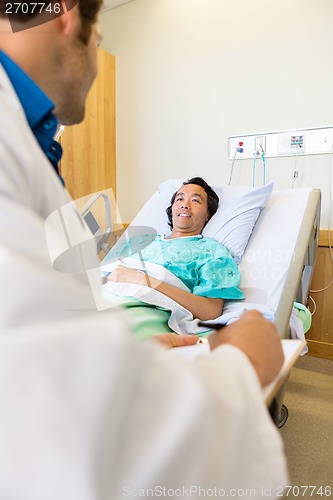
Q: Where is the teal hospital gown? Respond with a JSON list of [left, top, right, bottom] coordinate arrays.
[[103, 234, 244, 300]]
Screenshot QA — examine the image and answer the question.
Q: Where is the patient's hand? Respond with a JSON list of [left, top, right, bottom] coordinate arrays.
[[153, 333, 199, 349], [108, 265, 153, 286], [208, 310, 284, 387]]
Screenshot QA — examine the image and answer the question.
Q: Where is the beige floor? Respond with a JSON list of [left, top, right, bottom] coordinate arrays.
[[279, 355, 333, 499]]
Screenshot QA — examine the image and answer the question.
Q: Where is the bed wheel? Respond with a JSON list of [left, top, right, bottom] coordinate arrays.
[[276, 404, 289, 428]]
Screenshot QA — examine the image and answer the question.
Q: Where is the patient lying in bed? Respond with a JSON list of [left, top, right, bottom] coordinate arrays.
[[101, 177, 244, 339]]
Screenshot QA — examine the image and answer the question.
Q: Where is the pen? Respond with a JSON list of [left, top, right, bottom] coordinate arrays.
[[198, 322, 227, 330]]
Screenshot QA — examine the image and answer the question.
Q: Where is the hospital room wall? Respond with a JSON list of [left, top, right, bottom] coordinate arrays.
[[100, 0, 333, 227]]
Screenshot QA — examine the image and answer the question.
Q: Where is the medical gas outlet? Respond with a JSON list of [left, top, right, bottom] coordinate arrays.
[[229, 136, 255, 158], [228, 126, 333, 159]]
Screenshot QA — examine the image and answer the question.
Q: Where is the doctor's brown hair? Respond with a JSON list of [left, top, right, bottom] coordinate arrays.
[[0, 0, 102, 42], [166, 177, 219, 230]]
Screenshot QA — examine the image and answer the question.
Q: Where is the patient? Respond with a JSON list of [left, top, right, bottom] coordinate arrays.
[[103, 177, 244, 330]]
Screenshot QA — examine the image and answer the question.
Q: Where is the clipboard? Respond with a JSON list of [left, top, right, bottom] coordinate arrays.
[[167, 338, 306, 405]]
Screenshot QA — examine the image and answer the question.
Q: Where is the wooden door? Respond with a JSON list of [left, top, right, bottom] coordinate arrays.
[[59, 48, 116, 202]]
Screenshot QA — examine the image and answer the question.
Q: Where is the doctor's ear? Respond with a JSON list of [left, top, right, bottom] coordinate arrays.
[[55, 1, 76, 37]]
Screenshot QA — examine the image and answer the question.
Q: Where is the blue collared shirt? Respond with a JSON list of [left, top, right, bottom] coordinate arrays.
[[0, 50, 63, 181]]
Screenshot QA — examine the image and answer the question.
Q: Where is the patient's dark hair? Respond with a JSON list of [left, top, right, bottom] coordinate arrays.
[[166, 177, 219, 229]]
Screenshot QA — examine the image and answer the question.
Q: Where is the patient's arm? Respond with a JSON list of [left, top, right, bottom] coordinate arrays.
[[152, 279, 224, 320], [108, 265, 224, 321], [152, 333, 199, 349]]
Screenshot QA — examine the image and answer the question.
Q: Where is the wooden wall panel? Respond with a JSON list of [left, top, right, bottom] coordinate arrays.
[[306, 241, 333, 360], [318, 229, 333, 247], [59, 49, 116, 202]]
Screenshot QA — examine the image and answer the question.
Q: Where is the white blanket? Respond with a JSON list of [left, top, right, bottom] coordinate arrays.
[[101, 259, 305, 341], [102, 258, 198, 334]]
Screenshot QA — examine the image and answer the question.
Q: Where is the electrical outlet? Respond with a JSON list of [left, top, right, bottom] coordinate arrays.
[[290, 135, 304, 148], [277, 131, 305, 155], [320, 131, 333, 152]]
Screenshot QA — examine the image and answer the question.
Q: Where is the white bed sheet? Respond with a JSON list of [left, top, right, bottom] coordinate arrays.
[[239, 188, 312, 310]]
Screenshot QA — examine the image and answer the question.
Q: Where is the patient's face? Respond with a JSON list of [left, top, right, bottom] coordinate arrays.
[[171, 184, 210, 236]]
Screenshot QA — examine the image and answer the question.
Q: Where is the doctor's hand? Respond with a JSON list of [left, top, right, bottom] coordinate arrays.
[[208, 310, 284, 387]]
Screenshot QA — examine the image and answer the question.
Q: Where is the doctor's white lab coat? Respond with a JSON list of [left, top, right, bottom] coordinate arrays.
[[0, 62, 288, 499]]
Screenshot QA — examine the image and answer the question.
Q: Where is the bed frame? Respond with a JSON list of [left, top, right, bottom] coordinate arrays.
[[261, 189, 321, 425], [236, 188, 321, 340], [275, 189, 320, 338]]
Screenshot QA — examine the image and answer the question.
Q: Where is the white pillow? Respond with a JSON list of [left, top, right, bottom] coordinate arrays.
[[130, 179, 273, 263], [203, 182, 274, 263]]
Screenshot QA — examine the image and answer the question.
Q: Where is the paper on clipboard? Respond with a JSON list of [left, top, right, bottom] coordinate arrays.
[[167, 339, 306, 405]]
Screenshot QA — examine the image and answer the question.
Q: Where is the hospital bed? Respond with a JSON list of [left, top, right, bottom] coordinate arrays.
[[123, 179, 320, 336], [100, 179, 321, 425]]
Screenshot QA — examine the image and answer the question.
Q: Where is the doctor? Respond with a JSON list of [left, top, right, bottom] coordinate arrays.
[[0, 2, 288, 499]]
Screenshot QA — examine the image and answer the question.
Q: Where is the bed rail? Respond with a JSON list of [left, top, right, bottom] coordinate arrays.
[[274, 189, 321, 338]]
